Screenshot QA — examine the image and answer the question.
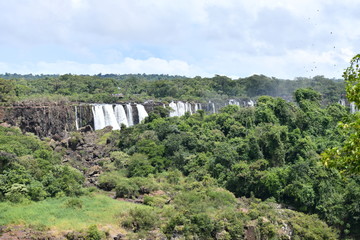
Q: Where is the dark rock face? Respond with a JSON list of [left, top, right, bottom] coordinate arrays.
[[0, 101, 93, 138], [0, 101, 165, 138]]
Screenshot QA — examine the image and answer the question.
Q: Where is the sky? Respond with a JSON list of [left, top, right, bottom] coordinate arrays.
[[0, 0, 359, 79]]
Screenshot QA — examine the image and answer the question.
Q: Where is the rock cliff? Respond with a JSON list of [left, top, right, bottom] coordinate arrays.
[[0, 100, 93, 138]]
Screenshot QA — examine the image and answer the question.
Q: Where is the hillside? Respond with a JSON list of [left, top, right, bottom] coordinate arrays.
[[0, 69, 359, 239]]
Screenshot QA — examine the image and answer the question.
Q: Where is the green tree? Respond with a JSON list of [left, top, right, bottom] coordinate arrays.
[[322, 54, 360, 175], [0, 78, 16, 102]]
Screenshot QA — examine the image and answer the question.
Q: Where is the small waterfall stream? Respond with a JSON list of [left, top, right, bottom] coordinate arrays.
[[137, 104, 149, 123], [350, 102, 358, 114], [126, 104, 134, 126], [74, 106, 79, 130], [114, 105, 129, 127], [169, 101, 178, 117], [103, 105, 120, 130], [92, 105, 106, 130]]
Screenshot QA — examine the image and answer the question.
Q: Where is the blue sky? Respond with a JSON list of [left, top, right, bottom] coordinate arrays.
[[0, 0, 359, 79]]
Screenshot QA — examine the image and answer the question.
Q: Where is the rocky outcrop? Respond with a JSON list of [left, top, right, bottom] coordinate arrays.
[[0, 101, 93, 138]]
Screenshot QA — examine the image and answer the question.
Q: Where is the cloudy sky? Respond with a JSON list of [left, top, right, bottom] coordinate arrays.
[[0, 0, 359, 79]]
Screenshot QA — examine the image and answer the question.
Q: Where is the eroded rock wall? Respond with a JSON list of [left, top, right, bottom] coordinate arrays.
[[0, 101, 93, 138]]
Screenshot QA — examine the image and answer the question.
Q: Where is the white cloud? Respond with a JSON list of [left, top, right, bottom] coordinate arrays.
[[0, 58, 209, 77], [0, 0, 359, 78]]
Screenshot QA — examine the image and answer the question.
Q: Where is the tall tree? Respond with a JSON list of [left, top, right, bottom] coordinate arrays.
[[322, 54, 360, 174]]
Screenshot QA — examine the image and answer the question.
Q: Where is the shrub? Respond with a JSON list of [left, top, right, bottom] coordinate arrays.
[[122, 207, 158, 232], [127, 154, 155, 177], [115, 179, 139, 198], [28, 181, 48, 201], [98, 172, 123, 191], [64, 198, 83, 209], [110, 151, 130, 169], [143, 194, 169, 207], [131, 177, 159, 194], [86, 225, 106, 240], [5, 183, 29, 203]]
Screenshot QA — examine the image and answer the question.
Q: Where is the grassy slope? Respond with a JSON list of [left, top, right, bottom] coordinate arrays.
[[0, 193, 149, 231]]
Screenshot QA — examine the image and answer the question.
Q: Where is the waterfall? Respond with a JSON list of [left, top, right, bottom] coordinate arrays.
[[177, 101, 186, 116], [74, 106, 79, 130], [169, 101, 178, 117], [114, 105, 129, 127], [185, 102, 193, 114], [350, 102, 358, 114], [92, 105, 106, 130], [229, 99, 235, 105], [91, 102, 203, 130], [169, 101, 196, 117], [136, 104, 149, 123], [103, 105, 120, 130], [126, 104, 134, 126], [248, 100, 255, 107], [194, 103, 202, 113], [338, 99, 346, 106], [212, 102, 216, 114]]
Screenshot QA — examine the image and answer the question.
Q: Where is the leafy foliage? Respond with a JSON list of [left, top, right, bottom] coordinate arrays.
[[322, 54, 360, 176], [0, 126, 84, 202]]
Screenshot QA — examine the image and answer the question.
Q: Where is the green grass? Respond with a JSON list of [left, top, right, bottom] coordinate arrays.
[[0, 194, 150, 231]]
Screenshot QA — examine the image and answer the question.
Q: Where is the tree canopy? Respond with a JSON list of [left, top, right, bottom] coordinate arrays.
[[323, 54, 360, 175]]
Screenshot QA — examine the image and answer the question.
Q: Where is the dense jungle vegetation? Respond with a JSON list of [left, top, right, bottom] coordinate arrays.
[[0, 72, 344, 104], [0, 57, 360, 239]]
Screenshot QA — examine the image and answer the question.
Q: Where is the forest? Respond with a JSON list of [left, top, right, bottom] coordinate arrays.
[[0, 72, 344, 105], [0, 56, 359, 239]]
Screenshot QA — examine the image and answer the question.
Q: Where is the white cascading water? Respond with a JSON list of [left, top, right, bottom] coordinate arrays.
[[212, 102, 216, 113], [103, 105, 120, 130], [126, 104, 134, 126], [229, 100, 241, 106], [185, 102, 192, 114], [350, 102, 358, 114], [229, 99, 235, 105], [169, 101, 196, 117], [169, 101, 178, 117], [114, 105, 129, 127], [92, 105, 106, 130], [74, 106, 79, 130], [177, 101, 186, 116], [338, 99, 346, 106], [248, 100, 255, 107], [137, 104, 149, 123], [92, 103, 149, 130]]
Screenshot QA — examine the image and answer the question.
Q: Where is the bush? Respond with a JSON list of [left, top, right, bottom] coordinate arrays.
[[143, 194, 169, 207], [86, 225, 106, 240], [110, 151, 130, 169], [65, 225, 106, 240], [5, 183, 29, 203], [98, 172, 123, 191], [28, 181, 48, 201], [64, 198, 83, 209], [115, 179, 139, 198], [131, 177, 159, 194], [122, 207, 158, 232], [127, 154, 155, 177]]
